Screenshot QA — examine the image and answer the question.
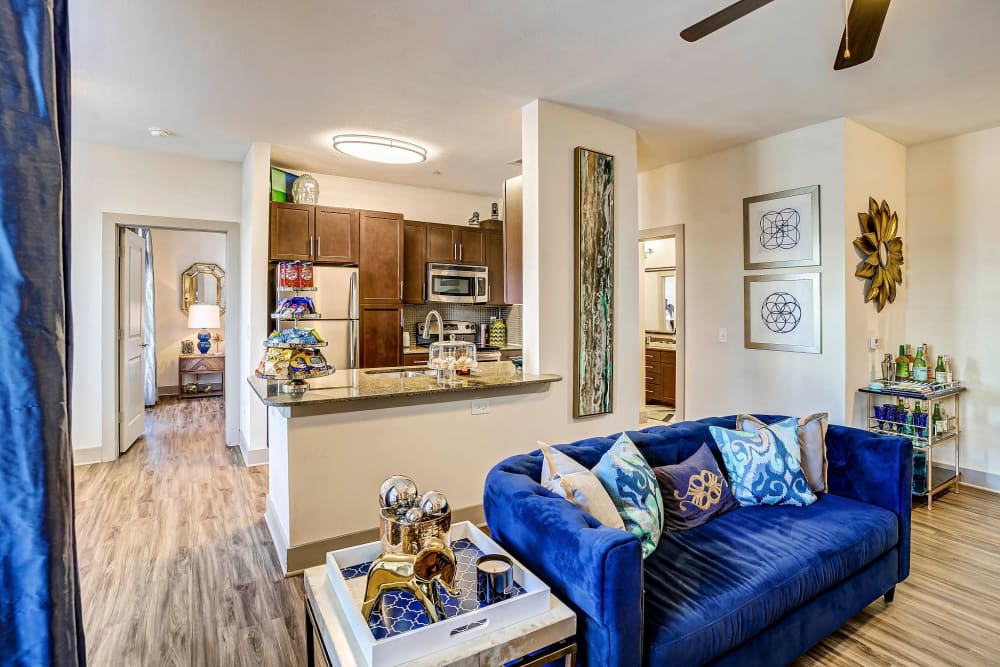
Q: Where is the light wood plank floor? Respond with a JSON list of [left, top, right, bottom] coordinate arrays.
[[77, 398, 1000, 666]]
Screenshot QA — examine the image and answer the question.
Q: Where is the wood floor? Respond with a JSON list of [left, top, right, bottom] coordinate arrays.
[[76, 398, 1000, 666]]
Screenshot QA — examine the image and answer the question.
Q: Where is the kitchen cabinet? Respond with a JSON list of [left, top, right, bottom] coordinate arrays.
[[359, 210, 404, 304], [503, 176, 523, 304], [404, 353, 429, 367], [403, 220, 427, 303], [269, 202, 359, 265], [425, 223, 485, 265], [360, 305, 402, 368], [269, 202, 313, 261], [485, 228, 506, 305], [644, 347, 676, 407]]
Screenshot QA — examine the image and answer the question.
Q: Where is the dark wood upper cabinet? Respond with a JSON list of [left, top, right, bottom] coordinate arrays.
[[426, 223, 457, 263], [360, 305, 402, 368], [314, 207, 359, 265], [504, 176, 523, 304], [269, 202, 313, 261], [456, 228, 485, 265], [403, 220, 427, 304], [485, 228, 505, 305], [359, 210, 404, 304]]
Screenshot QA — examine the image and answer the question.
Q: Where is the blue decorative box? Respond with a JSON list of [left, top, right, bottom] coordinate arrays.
[[326, 521, 551, 666]]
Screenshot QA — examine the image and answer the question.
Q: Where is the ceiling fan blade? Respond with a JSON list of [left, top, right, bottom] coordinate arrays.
[[834, 0, 891, 70], [680, 0, 777, 42]]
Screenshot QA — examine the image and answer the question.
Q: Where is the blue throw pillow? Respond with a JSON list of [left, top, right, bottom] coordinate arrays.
[[709, 418, 817, 507], [653, 443, 739, 531], [592, 433, 664, 558]]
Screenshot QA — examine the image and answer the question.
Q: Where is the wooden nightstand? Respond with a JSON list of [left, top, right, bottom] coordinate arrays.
[[178, 353, 225, 399]]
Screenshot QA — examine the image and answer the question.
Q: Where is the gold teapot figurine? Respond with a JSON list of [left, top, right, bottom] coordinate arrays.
[[364, 477, 457, 625]]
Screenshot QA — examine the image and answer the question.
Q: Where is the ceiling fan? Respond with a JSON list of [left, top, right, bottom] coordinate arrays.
[[680, 0, 891, 70]]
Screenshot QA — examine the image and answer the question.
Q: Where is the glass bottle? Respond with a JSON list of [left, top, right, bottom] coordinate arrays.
[[933, 403, 944, 437], [895, 345, 910, 380], [913, 345, 928, 382], [944, 356, 954, 384], [935, 355, 947, 384]]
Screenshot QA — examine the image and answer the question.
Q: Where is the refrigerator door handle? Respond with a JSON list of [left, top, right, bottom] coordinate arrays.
[[348, 271, 359, 319], [348, 320, 358, 369]]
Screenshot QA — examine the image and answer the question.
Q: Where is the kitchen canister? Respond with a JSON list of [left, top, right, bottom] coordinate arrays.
[[488, 317, 506, 348]]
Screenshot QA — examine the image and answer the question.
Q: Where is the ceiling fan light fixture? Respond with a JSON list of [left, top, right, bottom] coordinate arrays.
[[332, 134, 427, 164]]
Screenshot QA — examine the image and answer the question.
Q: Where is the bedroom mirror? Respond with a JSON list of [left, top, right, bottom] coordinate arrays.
[[181, 262, 226, 315]]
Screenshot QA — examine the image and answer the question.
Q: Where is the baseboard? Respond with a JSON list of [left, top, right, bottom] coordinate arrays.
[[158, 385, 178, 397], [959, 467, 1000, 494], [73, 445, 103, 466], [238, 430, 269, 466], [275, 504, 487, 576], [265, 496, 290, 575]]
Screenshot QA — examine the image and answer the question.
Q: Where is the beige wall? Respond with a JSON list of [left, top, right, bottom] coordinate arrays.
[[907, 125, 1000, 487], [638, 120, 850, 422], [150, 228, 227, 390]]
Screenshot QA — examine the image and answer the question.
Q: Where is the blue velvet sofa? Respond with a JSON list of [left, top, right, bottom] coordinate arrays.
[[483, 416, 912, 666]]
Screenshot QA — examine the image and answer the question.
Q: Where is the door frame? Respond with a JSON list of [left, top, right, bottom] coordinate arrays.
[[639, 224, 685, 421], [102, 213, 241, 463]]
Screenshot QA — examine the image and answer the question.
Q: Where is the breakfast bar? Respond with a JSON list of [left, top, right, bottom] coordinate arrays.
[[249, 362, 561, 574]]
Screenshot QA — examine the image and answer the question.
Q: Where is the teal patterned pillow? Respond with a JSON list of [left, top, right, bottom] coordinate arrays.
[[709, 418, 817, 507], [592, 433, 664, 558]]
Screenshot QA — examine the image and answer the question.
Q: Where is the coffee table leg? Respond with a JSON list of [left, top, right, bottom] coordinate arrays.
[[305, 599, 316, 667]]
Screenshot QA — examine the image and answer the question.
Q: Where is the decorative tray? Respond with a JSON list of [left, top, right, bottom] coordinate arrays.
[[326, 521, 550, 666]]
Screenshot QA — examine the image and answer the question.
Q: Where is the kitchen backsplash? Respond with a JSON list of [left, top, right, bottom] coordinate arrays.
[[403, 304, 522, 346]]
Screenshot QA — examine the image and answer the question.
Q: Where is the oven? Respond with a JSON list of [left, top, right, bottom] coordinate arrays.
[[426, 263, 489, 304]]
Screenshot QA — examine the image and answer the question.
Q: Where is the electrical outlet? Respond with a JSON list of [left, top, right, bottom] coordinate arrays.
[[718, 328, 728, 343], [471, 399, 490, 415]]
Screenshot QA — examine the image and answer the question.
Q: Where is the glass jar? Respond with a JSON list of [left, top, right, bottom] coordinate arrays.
[[428, 340, 478, 384]]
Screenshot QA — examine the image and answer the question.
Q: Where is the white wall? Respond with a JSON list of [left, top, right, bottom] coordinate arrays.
[[907, 125, 1000, 487], [642, 237, 675, 270], [150, 228, 227, 388], [72, 142, 242, 457], [522, 99, 640, 435], [844, 120, 907, 426], [291, 170, 499, 225], [638, 120, 849, 422]]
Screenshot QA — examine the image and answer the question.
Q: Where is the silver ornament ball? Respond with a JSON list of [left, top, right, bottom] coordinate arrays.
[[378, 475, 418, 510], [418, 490, 450, 516], [404, 507, 425, 523]]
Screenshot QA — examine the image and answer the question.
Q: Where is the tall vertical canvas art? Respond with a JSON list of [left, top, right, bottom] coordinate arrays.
[[574, 147, 615, 418]]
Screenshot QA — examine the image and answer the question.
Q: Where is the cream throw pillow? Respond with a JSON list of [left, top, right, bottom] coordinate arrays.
[[737, 413, 829, 493], [539, 442, 625, 530]]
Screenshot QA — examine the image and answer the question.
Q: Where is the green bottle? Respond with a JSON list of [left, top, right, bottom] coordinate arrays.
[[913, 345, 928, 382], [895, 345, 910, 380], [935, 355, 947, 384], [933, 403, 944, 436]]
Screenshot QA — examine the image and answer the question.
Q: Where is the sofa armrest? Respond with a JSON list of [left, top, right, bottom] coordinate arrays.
[[826, 424, 912, 581], [484, 463, 643, 667]]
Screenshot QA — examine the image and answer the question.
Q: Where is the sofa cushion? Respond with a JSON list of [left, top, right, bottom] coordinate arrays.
[[539, 443, 625, 530], [739, 412, 829, 492], [643, 493, 899, 666], [653, 444, 738, 532], [592, 434, 664, 558]]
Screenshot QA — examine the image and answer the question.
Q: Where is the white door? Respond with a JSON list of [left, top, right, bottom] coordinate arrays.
[[119, 229, 146, 453]]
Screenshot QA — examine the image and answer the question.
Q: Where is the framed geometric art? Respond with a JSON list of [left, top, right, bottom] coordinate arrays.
[[744, 273, 821, 354], [743, 185, 820, 270], [573, 146, 615, 418]]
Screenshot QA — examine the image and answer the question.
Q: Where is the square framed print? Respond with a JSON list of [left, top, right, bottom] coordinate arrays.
[[744, 273, 821, 354], [743, 185, 820, 269]]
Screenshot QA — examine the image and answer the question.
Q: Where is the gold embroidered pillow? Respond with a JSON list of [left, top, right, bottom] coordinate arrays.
[[737, 413, 828, 493], [652, 444, 739, 531], [539, 443, 625, 530]]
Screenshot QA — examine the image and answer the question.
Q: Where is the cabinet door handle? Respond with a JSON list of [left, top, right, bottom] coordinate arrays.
[[317, 236, 322, 257], [309, 236, 314, 257], [460, 244, 463, 261], [400, 281, 403, 300], [454, 243, 458, 261]]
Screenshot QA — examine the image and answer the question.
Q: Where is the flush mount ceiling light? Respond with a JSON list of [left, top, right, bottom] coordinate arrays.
[[332, 134, 427, 164]]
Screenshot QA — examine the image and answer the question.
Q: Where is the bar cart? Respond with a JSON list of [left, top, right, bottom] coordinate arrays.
[[859, 381, 965, 510]]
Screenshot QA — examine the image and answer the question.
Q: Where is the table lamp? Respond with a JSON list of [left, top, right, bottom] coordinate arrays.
[[188, 304, 220, 354]]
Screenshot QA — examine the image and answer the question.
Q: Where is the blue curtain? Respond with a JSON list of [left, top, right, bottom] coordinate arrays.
[[0, 0, 85, 665]]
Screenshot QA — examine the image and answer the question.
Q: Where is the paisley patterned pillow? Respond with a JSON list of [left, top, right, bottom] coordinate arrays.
[[709, 418, 817, 507], [591, 433, 664, 558], [653, 444, 738, 531]]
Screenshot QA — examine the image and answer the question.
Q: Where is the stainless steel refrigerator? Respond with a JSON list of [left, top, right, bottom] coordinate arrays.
[[280, 266, 359, 372]]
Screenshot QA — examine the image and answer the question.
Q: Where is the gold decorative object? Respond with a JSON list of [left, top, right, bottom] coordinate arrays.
[[181, 262, 226, 315], [363, 479, 458, 625], [853, 197, 903, 312]]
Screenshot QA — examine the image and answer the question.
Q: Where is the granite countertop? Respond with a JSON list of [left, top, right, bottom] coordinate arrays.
[[248, 360, 558, 411], [403, 344, 523, 355], [647, 344, 677, 351]]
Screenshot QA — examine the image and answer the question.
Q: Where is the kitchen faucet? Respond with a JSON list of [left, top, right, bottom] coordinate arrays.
[[424, 310, 444, 344]]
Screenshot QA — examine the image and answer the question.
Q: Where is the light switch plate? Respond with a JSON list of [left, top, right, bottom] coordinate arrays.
[[471, 399, 490, 415], [718, 328, 728, 343], [868, 336, 880, 351]]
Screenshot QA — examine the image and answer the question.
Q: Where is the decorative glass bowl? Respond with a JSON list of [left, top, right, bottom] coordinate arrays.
[[427, 341, 477, 384]]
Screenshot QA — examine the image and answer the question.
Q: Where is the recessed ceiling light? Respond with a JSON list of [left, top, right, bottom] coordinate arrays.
[[332, 134, 427, 164], [148, 127, 172, 137]]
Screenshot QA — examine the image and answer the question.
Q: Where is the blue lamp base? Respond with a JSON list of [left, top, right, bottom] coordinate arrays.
[[197, 330, 212, 354]]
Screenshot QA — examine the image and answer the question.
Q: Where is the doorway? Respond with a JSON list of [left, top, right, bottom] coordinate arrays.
[[639, 225, 685, 426], [104, 214, 241, 462]]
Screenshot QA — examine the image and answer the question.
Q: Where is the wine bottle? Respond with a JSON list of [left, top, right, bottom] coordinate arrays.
[[913, 345, 928, 382], [935, 355, 947, 384], [895, 345, 910, 380]]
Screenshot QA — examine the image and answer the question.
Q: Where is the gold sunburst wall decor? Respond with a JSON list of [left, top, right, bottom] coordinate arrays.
[[853, 197, 903, 312]]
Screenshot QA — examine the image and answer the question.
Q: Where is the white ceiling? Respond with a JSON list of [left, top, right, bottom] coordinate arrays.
[[71, 0, 1000, 196]]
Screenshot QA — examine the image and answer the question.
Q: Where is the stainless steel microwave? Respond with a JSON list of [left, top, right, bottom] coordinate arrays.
[[426, 263, 489, 303]]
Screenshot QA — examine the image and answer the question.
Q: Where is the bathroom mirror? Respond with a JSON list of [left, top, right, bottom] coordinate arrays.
[[181, 262, 226, 315]]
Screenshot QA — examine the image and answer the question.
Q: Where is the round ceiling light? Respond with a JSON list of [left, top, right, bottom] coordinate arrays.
[[332, 134, 427, 164]]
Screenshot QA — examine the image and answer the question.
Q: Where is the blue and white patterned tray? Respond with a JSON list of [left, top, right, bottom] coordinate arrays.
[[340, 538, 527, 639], [326, 521, 551, 666]]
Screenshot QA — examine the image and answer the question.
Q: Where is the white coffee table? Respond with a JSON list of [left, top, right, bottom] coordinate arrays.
[[303, 565, 577, 667]]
